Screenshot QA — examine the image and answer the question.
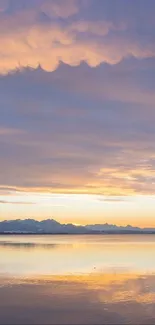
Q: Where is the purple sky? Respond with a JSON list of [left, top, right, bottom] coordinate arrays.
[[0, 0, 155, 225]]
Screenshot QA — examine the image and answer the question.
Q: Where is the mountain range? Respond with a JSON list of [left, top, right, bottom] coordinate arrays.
[[0, 219, 155, 234]]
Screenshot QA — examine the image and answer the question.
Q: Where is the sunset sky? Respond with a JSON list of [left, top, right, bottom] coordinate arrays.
[[1, 0, 155, 226]]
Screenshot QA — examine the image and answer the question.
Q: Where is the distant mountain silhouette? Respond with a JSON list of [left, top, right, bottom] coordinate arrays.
[[0, 219, 155, 234], [0, 219, 90, 234], [85, 223, 141, 231]]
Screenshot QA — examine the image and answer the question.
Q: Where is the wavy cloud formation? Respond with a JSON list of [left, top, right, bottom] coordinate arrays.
[[0, 0, 155, 74]]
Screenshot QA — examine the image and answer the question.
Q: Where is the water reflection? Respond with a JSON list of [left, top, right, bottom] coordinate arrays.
[[0, 241, 61, 249], [1, 273, 155, 324], [1, 235, 155, 323]]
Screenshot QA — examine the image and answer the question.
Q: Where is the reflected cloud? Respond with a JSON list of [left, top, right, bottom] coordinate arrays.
[[1, 273, 155, 324]]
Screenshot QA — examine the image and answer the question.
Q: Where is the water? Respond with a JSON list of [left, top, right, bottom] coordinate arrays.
[[1, 234, 155, 324], [0, 234, 155, 276]]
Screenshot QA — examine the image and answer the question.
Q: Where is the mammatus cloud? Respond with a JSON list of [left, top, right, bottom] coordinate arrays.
[[0, 0, 155, 74], [40, 0, 79, 18]]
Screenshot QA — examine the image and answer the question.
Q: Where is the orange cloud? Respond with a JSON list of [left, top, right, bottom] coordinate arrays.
[[0, 3, 154, 74]]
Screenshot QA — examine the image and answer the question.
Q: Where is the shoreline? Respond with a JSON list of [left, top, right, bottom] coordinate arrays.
[[1, 232, 155, 235]]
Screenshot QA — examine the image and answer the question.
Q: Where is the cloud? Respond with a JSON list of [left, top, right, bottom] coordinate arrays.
[[0, 58, 155, 197], [0, 1, 155, 74], [0, 127, 24, 136], [0, 0, 8, 12], [69, 20, 115, 36], [40, 0, 79, 18], [0, 200, 35, 205], [99, 197, 132, 202], [0, 1, 155, 198]]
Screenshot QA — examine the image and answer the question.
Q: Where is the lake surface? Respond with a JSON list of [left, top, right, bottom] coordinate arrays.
[[1, 234, 155, 324], [0, 234, 155, 276]]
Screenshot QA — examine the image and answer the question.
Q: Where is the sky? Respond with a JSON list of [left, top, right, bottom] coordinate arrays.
[[0, 0, 155, 226]]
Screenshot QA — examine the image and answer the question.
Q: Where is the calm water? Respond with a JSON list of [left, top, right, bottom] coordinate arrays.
[[1, 234, 155, 324], [0, 234, 155, 276]]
